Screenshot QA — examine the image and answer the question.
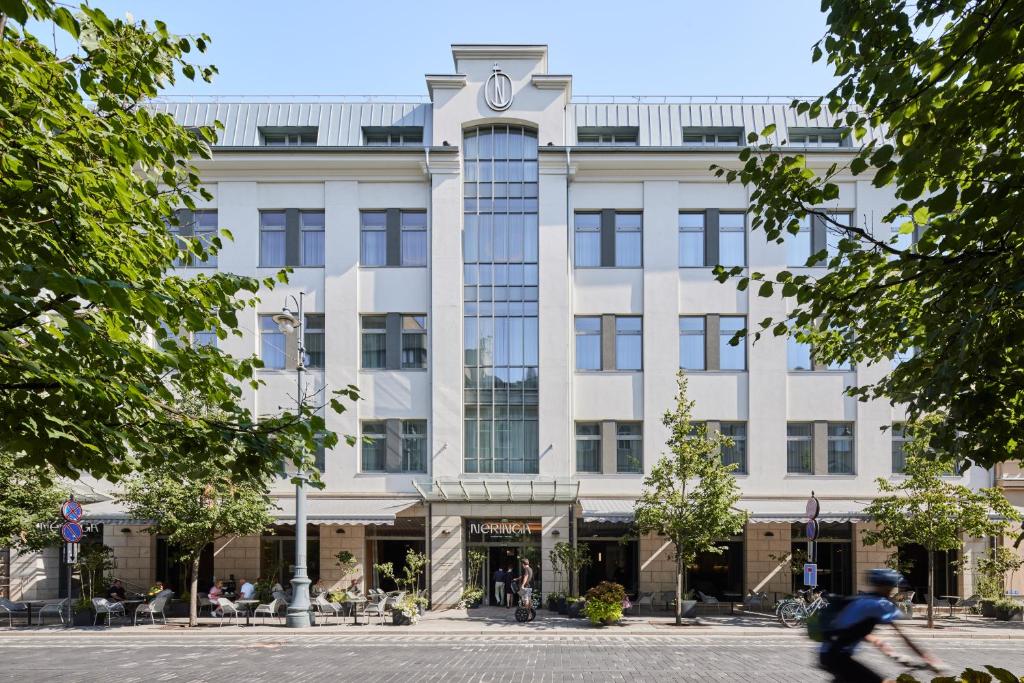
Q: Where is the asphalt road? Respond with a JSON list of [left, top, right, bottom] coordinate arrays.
[[0, 633, 1021, 682]]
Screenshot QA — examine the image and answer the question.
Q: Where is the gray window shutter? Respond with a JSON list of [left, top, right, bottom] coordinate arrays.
[[811, 214, 828, 265], [600, 421, 616, 474], [386, 209, 402, 267], [600, 314, 616, 372], [705, 314, 720, 371], [704, 209, 720, 267], [812, 421, 828, 475], [385, 419, 402, 472], [385, 313, 402, 370], [285, 208, 301, 267], [600, 209, 616, 267]]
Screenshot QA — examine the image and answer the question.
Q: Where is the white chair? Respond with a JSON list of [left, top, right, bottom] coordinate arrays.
[[197, 592, 215, 617], [214, 597, 247, 626], [0, 598, 29, 627], [253, 598, 284, 625], [364, 593, 390, 625], [633, 592, 654, 616], [92, 598, 126, 626], [659, 591, 676, 611], [37, 598, 69, 625], [697, 591, 723, 614], [134, 591, 172, 625], [314, 593, 342, 625]]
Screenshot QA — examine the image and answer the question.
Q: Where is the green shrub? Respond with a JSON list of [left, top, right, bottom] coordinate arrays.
[[583, 581, 625, 625]]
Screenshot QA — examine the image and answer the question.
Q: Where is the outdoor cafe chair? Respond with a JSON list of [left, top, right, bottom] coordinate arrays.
[[0, 598, 29, 627], [253, 598, 284, 625], [633, 592, 654, 616], [659, 591, 676, 611], [214, 597, 248, 626], [314, 593, 343, 625], [37, 598, 69, 625], [197, 593, 215, 617], [92, 598, 126, 626], [364, 593, 390, 625], [697, 591, 724, 614], [134, 590, 172, 625]]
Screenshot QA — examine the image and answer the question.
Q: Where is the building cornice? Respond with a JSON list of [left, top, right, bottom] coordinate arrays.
[[425, 74, 467, 99], [451, 44, 548, 69], [531, 74, 572, 100]]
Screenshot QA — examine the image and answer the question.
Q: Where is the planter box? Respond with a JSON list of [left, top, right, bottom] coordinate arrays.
[[996, 606, 1023, 622], [392, 611, 412, 626], [72, 610, 94, 626], [567, 602, 584, 619], [679, 600, 698, 619], [981, 601, 997, 619]]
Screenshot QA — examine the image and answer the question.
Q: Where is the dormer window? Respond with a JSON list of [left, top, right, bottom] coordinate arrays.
[[577, 126, 639, 146], [787, 127, 849, 148], [682, 127, 743, 146], [363, 126, 424, 146], [261, 127, 318, 146]]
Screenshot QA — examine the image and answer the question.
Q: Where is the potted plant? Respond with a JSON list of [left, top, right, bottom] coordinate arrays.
[[583, 581, 625, 626], [974, 547, 1023, 618], [392, 594, 420, 625], [679, 590, 698, 619], [994, 598, 1023, 621], [456, 587, 484, 609], [566, 596, 585, 618], [72, 596, 94, 626], [459, 550, 487, 608]]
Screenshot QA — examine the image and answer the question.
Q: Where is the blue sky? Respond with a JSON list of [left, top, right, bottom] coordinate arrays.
[[46, 0, 838, 97]]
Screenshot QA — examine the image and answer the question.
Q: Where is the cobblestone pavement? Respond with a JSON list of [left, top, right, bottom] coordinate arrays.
[[0, 633, 1022, 682]]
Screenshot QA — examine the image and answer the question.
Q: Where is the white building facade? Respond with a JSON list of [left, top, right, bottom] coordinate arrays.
[[8, 44, 990, 607]]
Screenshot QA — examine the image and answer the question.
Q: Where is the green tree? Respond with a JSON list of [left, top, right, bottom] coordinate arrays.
[[634, 373, 748, 625], [0, 1, 356, 482], [863, 419, 1019, 628], [712, 0, 1024, 467], [0, 451, 67, 550], [118, 458, 273, 626]]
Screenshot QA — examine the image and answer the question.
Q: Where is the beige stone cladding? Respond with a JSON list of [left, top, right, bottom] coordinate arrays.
[[744, 523, 794, 599], [103, 525, 155, 592], [851, 522, 894, 593], [638, 533, 678, 595], [212, 534, 260, 584], [9, 546, 59, 601], [319, 524, 367, 592]]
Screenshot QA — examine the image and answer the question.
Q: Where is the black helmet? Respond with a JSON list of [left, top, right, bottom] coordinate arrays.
[[868, 568, 903, 588]]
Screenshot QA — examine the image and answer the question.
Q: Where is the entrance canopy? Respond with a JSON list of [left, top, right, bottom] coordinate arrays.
[[81, 498, 151, 525], [580, 498, 635, 523], [744, 498, 871, 523], [271, 497, 419, 526], [413, 478, 579, 503]]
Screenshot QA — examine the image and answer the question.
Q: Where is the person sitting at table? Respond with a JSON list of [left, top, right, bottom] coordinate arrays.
[[106, 579, 127, 603], [347, 578, 362, 596], [238, 577, 255, 600], [208, 579, 224, 602]]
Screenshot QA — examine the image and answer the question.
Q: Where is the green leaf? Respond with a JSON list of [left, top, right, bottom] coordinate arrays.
[[52, 7, 80, 38], [757, 281, 774, 297], [0, 0, 29, 24]]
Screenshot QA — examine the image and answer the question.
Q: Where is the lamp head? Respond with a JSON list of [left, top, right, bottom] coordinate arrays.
[[272, 306, 299, 334]]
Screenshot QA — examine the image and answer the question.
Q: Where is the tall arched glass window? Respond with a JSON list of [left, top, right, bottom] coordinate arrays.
[[463, 125, 539, 474]]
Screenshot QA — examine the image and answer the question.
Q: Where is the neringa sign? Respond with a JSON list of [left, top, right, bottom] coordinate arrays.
[[466, 519, 541, 543]]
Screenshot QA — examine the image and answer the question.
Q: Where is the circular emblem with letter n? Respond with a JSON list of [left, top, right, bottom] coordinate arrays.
[[485, 63, 513, 112]]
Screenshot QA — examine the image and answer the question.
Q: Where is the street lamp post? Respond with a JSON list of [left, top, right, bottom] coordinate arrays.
[[273, 292, 311, 628]]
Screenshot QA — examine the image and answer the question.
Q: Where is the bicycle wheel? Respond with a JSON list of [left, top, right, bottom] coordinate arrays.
[[778, 602, 805, 628]]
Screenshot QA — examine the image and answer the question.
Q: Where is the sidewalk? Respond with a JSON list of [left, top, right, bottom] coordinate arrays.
[[3, 606, 1024, 639]]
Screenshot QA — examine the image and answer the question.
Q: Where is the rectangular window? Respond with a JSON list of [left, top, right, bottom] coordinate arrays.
[[614, 213, 642, 267], [787, 215, 812, 267], [192, 329, 218, 349], [360, 211, 387, 266], [575, 317, 602, 371], [299, 210, 325, 267], [192, 210, 218, 267], [313, 434, 326, 473], [718, 316, 746, 371], [262, 128, 317, 146], [682, 127, 743, 146], [363, 127, 424, 146], [577, 127, 639, 145], [615, 317, 643, 371], [788, 129, 847, 148], [259, 314, 286, 370], [304, 314, 325, 369], [679, 316, 705, 370], [361, 422, 387, 472], [361, 316, 386, 369], [401, 420, 427, 472], [787, 423, 813, 474], [401, 211, 428, 266], [575, 423, 601, 473], [616, 423, 643, 473], [827, 423, 855, 474], [721, 422, 747, 473], [678, 212, 705, 267], [259, 211, 287, 267], [788, 337, 813, 370], [892, 424, 907, 474], [574, 213, 601, 267], [401, 315, 427, 369], [825, 212, 854, 261], [718, 213, 746, 267]]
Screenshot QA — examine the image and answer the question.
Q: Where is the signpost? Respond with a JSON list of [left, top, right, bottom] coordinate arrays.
[[59, 496, 81, 627], [803, 491, 820, 588]]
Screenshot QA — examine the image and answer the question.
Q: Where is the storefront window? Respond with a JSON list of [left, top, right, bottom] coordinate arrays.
[[261, 524, 320, 587], [791, 522, 852, 595], [578, 521, 638, 597]]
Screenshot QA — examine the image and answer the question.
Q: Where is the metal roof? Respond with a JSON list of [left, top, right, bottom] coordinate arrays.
[[413, 478, 580, 503], [148, 101, 432, 147], [271, 497, 419, 526]]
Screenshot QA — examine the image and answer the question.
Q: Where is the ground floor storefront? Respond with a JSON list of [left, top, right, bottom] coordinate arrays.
[[7, 495, 985, 606]]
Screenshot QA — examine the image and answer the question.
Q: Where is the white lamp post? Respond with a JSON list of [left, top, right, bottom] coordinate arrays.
[[272, 292, 311, 628]]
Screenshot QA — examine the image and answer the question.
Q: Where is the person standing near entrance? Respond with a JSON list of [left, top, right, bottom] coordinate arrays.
[[492, 566, 506, 607], [504, 566, 515, 607], [519, 558, 534, 607]]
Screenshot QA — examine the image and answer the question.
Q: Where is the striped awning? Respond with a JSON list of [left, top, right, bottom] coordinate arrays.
[[743, 498, 871, 523], [81, 498, 152, 526], [580, 499, 635, 523], [271, 497, 419, 526]]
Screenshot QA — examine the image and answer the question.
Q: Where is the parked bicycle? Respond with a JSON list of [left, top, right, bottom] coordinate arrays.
[[778, 588, 829, 628]]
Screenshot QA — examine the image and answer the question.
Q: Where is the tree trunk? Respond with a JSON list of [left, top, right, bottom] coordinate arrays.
[[675, 553, 682, 626], [926, 549, 934, 629], [189, 556, 200, 628]]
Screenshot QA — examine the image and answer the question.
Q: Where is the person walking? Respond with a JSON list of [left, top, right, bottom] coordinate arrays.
[[518, 558, 534, 609], [503, 566, 515, 608], [492, 566, 506, 607], [818, 569, 943, 683]]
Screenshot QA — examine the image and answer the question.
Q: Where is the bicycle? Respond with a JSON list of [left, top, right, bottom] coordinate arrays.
[[778, 589, 829, 628]]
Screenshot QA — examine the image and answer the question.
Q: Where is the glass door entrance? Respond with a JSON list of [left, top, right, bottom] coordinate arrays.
[[465, 518, 542, 605]]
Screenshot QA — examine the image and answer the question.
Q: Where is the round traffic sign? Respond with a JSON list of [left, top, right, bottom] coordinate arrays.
[[805, 496, 820, 520], [61, 500, 83, 522], [806, 519, 819, 541], [60, 522, 83, 543]]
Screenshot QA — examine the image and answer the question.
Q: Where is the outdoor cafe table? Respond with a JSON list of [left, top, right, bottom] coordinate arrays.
[[235, 600, 259, 626], [940, 595, 961, 618], [22, 600, 45, 626], [722, 592, 742, 614], [347, 597, 367, 625]]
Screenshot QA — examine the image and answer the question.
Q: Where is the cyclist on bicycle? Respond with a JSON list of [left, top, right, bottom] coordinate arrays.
[[518, 558, 534, 608], [819, 568, 943, 683]]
